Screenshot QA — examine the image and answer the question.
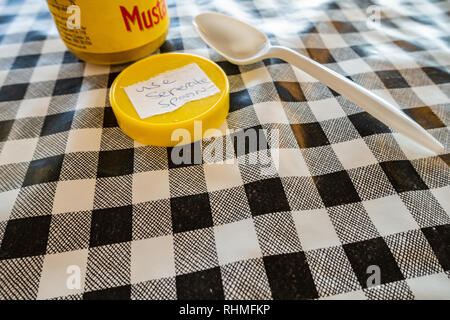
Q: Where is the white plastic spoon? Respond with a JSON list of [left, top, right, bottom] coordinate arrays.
[[193, 12, 444, 153]]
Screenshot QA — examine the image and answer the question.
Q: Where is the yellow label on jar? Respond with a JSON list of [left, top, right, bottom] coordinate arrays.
[[46, 0, 169, 54]]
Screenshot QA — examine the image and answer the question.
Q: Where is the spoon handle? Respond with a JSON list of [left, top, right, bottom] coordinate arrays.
[[265, 46, 444, 153]]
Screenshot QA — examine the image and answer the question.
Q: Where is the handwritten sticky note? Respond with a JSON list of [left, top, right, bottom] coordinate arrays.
[[124, 63, 220, 119]]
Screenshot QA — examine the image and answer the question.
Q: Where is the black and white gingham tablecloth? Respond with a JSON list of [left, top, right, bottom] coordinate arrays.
[[0, 0, 449, 300]]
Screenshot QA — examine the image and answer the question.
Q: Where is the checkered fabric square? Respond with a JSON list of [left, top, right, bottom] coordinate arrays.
[[0, 0, 449, 300]]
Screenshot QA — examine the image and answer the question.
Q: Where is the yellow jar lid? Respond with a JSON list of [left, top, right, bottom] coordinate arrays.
[[109, 53, 229, 146]]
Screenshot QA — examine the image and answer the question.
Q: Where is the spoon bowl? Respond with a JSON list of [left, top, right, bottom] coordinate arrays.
[[193, 12, 444, 153], [193, 12, 270, 64]]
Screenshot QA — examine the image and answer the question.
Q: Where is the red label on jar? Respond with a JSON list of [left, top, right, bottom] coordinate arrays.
[[120, 0, 168, 32]]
